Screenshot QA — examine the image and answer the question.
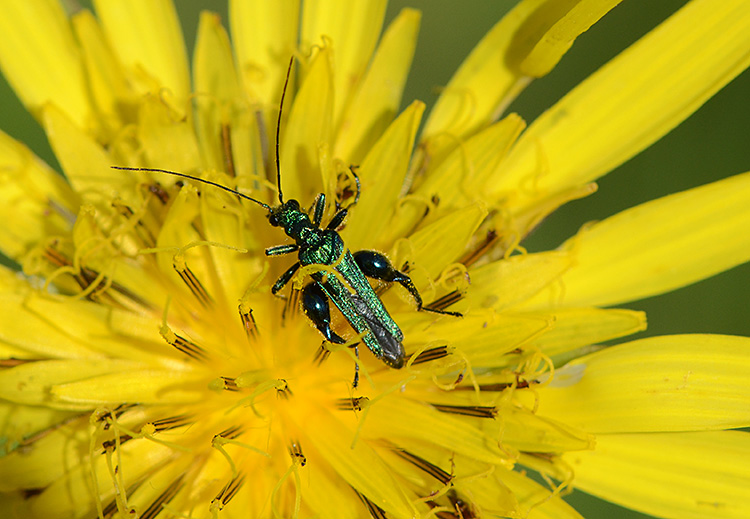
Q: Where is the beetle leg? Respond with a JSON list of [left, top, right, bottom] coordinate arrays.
[[266, 243, 298, 257], [301, 283, 346, 343], [347, 165, 361, 205], [271, 261, 301, 295], [302, 283, 360, 387], [353, 250, 462, 317], [326, 208, 348, 230], [310, 194, 326, 228]]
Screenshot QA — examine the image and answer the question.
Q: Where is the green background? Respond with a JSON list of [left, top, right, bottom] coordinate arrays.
[[2, 1, 747, 518]]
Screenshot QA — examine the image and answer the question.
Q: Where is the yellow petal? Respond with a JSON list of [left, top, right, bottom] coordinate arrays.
[[517, 0, 622, 77], [67, 204, 167, 311], [417, 113, 525, 211], [279, 47, 334, 201], [93, 0, 190, 107], [0, 293, 103, 359], [453, 476, 520, 518], [393, 114, 526, 250], [463, 251, 572, 312], [0, 265, 25, 290], [41, 104, 131, 206], [400, 306, 551, 369], [203, 7, 279, 190], [229, 0, 299, 108], [154, 184, 212, 301], [522, 171, 750, 309], [565, 431, 750, 519], [118, 457, 195, 519], [420, 0, 537, 147], [495, 0, 750, 211], [27, 438, 174, 519], [342, 101, 424, 251], [21, 292, 163, 363], [534, 335, 750, 433], [490, 407, 594, 453], [333, 8, 421, 163], [406, 203, 487, 286], [0, 359, 142, 409], [365, 397, 511, 466], [193, 11, 243, 172], [405, 312, 550, 368], [303, 407, 416, 519], [529, 307, 647, 359], [432, 307, 645, 368], [0, 416, 89, 491], [71, 9, 131, 142], [301, 0, 387, 125], [199, 184, 266, 305], [136, 94, 201, 172], [0, 0, 92, 129], [51, 369, 204, 406], [420, 0, 613, 163], [301, 462, 360, 519], [500, 466, 584, 519], [0, 402, 75, 456], [0, 130, 77, 260]]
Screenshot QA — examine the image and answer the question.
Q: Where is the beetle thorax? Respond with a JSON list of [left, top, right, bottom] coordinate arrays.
[[268, 200, 315, 241]]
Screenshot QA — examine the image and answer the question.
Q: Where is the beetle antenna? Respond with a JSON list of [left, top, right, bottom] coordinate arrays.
[[112, 166, 272, 211], [276, 56, 294, 204]]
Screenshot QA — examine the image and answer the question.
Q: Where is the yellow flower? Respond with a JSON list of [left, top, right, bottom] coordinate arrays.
[[0, 1, 749, 519]]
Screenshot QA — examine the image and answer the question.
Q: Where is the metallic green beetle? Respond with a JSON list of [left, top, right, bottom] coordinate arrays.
[[115, 59, 459, 386]]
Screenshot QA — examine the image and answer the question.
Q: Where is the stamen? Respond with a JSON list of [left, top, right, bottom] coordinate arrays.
[[455, 379, 534, 392], [100, 435, 133, 451], [103, 436, 132, 516], [353, 488, 387, 519], [43, 247, 106, 301], [447, 490, 478, 519], [220, 123, 236, 178], [458, 229, 498, 267], [43, 246, 153, 310], [111, 200, 157, 247], [288, 440, 306, 466], [151, 414, 194, 432], [238, 302, 258, 341], [140, 476, 185, 519], [101, 493, 121, 519], [160, 325, 209, 361], [391, 447, 453, 485], [21, 488, 44, 499], [211, 473, 246, 512], [426, 290, 464, 312], [409, 345, 450, 365], [87, 268, 154, 311], [212, 425, 269, 479], [430, 404, 497, 419], [212, 428, 243, 478], [313, 342, 331, 365], [276, 379, 293, 399], [216, 425, 243, 440], [334, 397, 369, 412], [95, 405, 137, 433], [173, 255, 213, 308], [47, 198, 77, 225], [220, 377, 240, 392], [255, 109, 269, 175], [0, 358, 38, 367], [144, 182, 171, 205], [281, 286, 302, 326], [42, 246, 70, 268]]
